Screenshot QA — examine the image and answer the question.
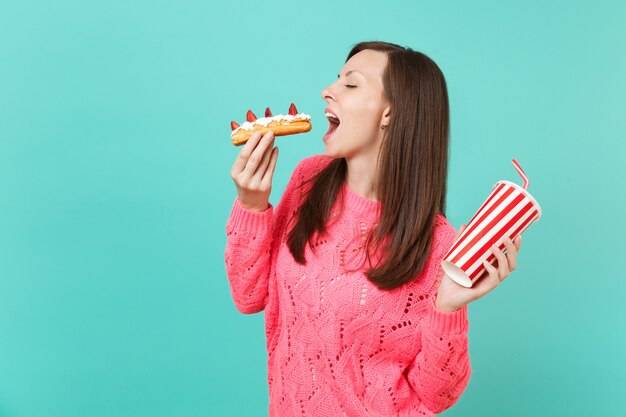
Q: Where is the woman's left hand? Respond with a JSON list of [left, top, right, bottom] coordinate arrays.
[[435, 225, 523, 312]]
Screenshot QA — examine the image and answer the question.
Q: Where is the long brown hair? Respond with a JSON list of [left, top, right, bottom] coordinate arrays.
[[287, 41, 450, 290]]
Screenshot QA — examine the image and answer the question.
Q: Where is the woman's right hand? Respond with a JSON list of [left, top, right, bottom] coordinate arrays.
[[230, 130, 279, 212]]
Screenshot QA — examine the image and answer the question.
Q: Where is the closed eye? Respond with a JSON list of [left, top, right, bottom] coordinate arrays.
[[345, 85, 357, 89]]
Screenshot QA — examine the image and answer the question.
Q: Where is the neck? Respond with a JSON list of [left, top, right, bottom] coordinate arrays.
[[345, 154, 379, 202]]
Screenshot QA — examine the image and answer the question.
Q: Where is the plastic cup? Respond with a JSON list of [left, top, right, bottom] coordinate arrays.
[[441, 163, 542, 287]]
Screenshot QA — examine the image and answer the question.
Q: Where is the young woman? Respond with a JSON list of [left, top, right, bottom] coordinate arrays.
[[225, 41, 522, 417]]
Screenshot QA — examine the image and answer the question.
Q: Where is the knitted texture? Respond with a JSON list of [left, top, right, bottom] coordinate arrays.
[[225, 155, 471, 416]]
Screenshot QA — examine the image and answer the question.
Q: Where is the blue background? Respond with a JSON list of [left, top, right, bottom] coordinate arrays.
[[1, 0, 624, 415]]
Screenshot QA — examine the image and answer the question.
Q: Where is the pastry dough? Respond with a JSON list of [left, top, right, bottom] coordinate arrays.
[[230, 103, 312, 146]]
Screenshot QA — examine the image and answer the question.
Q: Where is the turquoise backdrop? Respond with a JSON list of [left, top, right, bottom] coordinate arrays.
[[1, 0, 624, 416]]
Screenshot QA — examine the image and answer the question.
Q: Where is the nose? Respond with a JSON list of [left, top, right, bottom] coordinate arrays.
[[321, 83, 335, 102]]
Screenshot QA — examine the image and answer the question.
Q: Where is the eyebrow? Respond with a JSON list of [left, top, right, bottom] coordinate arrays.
[[337, 70, 365, 78]]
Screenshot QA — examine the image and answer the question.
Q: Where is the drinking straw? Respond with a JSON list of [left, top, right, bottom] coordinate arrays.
[[511, 159, 529, 190]]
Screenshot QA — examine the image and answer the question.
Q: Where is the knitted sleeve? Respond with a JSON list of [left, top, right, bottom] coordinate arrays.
[[224, 198, 274, 314], [224, 155, 329, 314], [405, 224, 472, 414]]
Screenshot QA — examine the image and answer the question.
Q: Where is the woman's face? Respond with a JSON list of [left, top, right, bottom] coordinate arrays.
[[320, 49, 391, 159]]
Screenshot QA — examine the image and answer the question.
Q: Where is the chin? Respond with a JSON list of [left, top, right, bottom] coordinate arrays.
[[322, 144, 343, 159], [322, 132, 342, 156]]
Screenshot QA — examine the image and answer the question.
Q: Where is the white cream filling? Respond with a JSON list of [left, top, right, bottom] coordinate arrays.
[[231, 113, 311, 136]]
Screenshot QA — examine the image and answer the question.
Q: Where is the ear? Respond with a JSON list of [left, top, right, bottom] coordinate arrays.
[[381, 103, 391, 127]]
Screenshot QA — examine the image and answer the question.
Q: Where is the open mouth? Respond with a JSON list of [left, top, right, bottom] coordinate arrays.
[[324, 112, 340, 142]]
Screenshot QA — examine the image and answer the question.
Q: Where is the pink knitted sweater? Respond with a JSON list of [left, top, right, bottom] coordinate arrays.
[[224, 155, 471, 416]]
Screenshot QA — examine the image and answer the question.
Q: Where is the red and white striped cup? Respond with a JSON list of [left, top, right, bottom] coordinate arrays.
[[441, 159, 542, 287]]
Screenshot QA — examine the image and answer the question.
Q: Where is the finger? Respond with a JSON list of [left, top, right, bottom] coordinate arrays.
[[454, 224, 467, 241], [514, 235, 522, 251], [242, 131, 275, 179], [252, 138, 276, 181], [260, 146, 279, 188], [503, 237, 518, 271], [231, 131, 264, 176], [491, 244, 509, 279], [473, 260, 500, 297]]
